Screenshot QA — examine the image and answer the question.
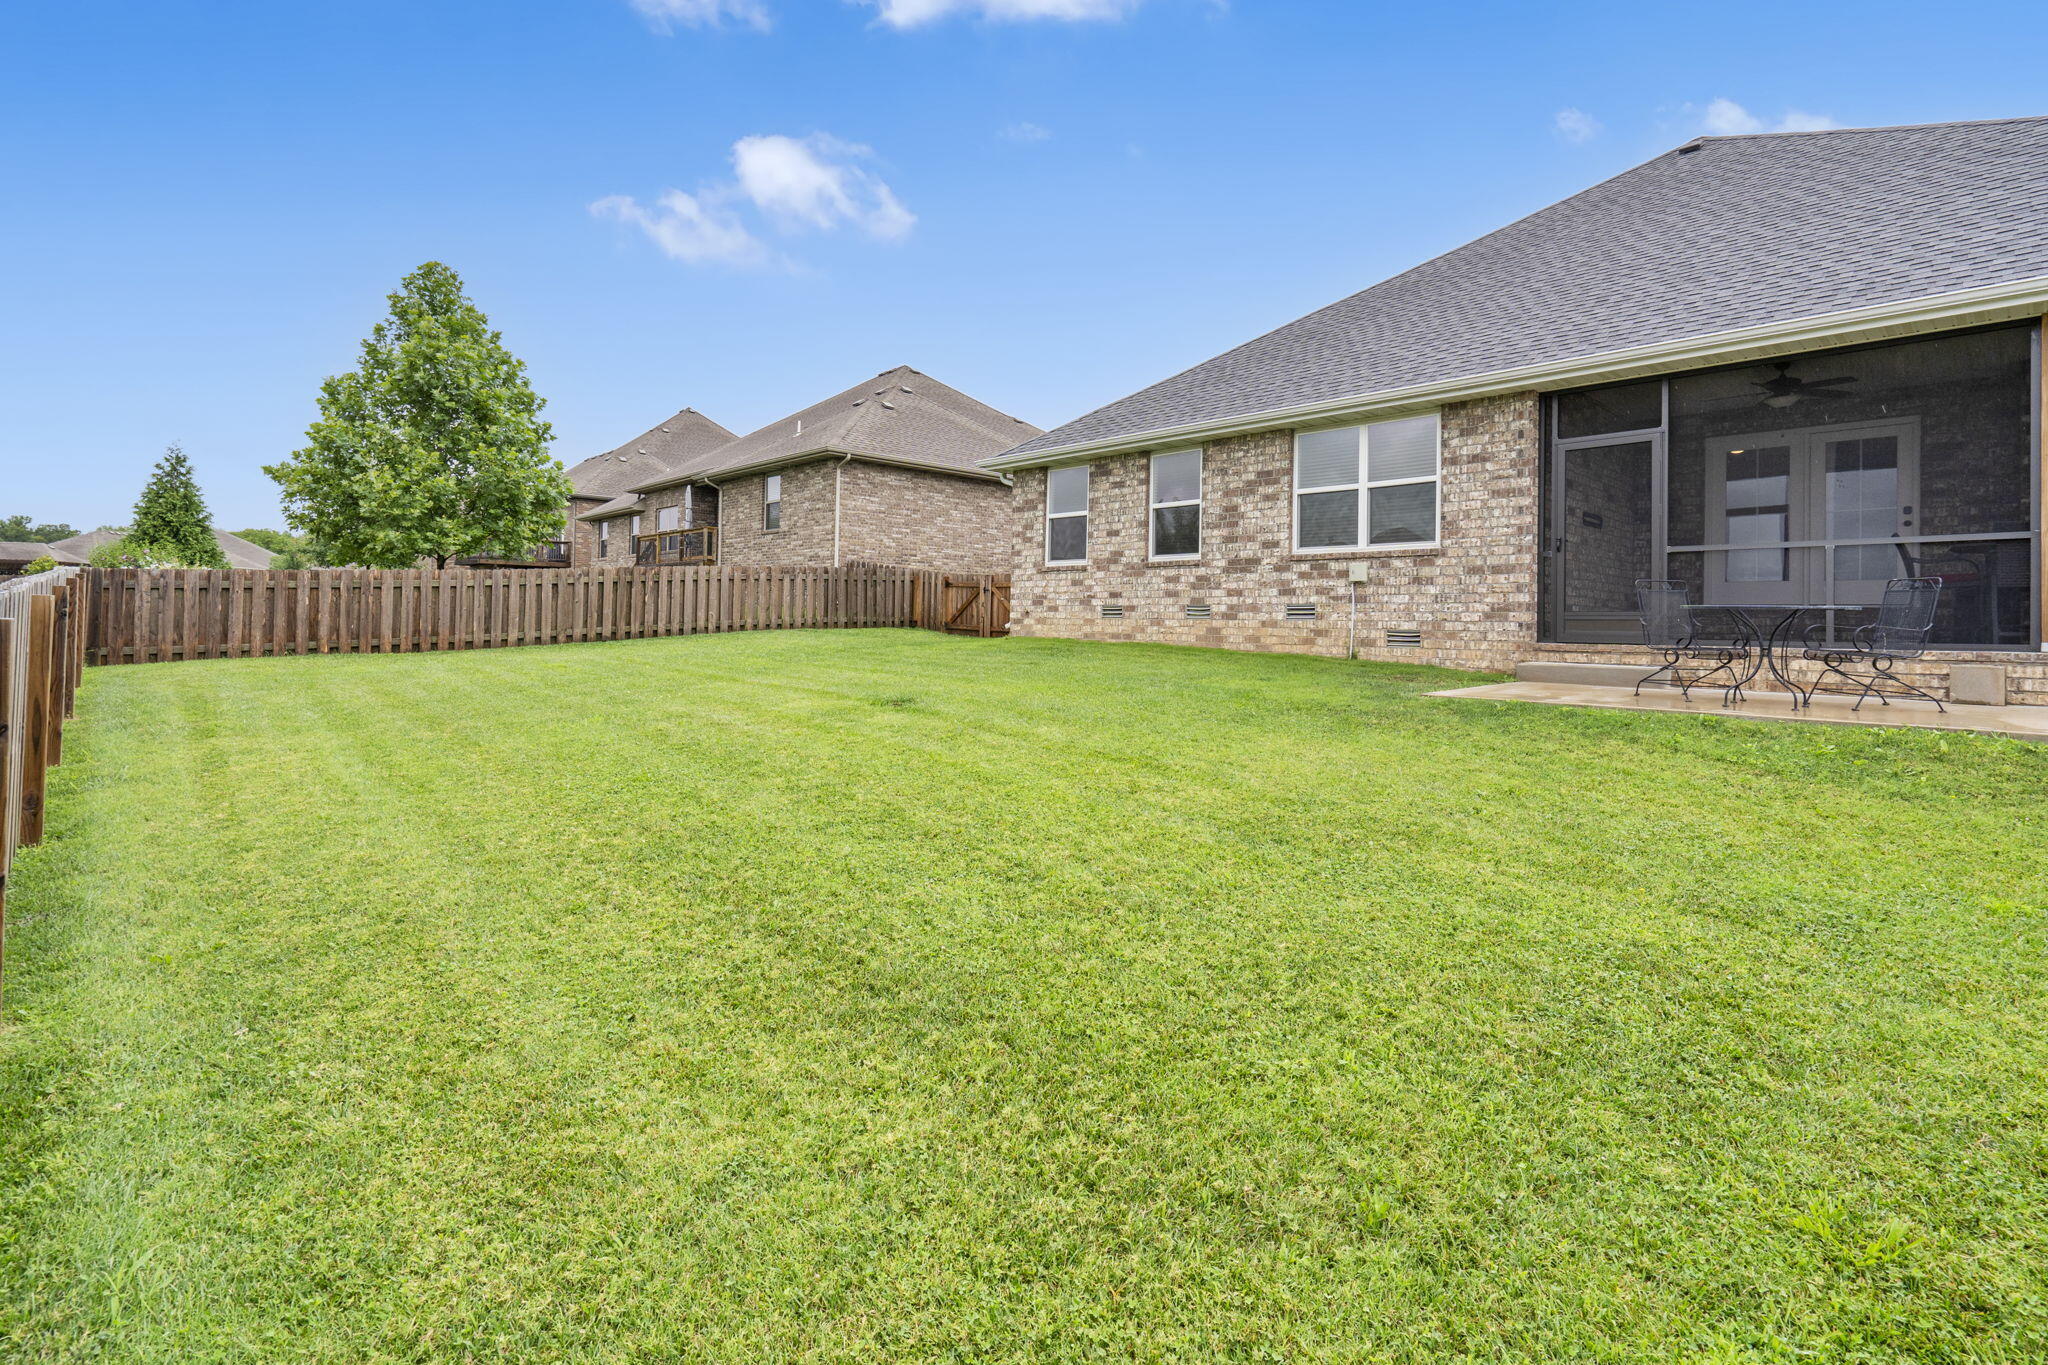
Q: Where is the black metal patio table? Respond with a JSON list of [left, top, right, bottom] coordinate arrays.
[[1683, 603, 1847, 709]]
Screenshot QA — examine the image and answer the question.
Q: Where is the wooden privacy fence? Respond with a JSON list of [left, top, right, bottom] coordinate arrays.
[[88, 563, 1010, 665], [1, 567, 88, 987]]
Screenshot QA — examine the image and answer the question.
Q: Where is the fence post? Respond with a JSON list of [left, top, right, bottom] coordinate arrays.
[[20, 594, 54, 848]]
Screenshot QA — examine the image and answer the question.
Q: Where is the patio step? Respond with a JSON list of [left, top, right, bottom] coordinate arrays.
[[1515, 661, 1657, 689]]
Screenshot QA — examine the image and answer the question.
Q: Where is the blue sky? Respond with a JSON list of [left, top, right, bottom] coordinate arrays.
[[7, 0, 2048, 531]]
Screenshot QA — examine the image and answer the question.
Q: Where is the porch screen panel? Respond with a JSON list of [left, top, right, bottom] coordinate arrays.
[[1666, 324, 2035, 647]]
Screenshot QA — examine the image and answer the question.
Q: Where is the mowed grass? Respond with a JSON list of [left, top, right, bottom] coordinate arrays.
[[2, 631, 2046, 1363]]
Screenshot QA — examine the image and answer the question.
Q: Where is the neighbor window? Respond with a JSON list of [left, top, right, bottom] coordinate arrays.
[[763, 474, 782, 530], [1294, 413, 1440, 551], [1046, 464, 1090, 564], [630, 513, 643, 539], [598, 521, 610, 559], [1149, 449, 1202, 559], [657, 504, 680, 532]]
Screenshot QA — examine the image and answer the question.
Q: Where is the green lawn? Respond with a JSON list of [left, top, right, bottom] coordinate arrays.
[[3, 631, 2046, 1362]]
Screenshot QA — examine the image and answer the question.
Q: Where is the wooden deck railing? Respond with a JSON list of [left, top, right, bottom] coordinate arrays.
[[633, 528, 717, 566], [84, 563, 1007, 665]]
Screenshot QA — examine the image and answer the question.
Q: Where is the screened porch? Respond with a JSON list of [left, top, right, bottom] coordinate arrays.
[[1541, 323, 2039, 651]]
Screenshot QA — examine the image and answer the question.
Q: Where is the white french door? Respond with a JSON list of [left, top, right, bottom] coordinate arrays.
[[1702, 418, 1919, 607]]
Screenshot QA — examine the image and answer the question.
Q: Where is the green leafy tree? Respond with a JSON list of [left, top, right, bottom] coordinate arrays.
[[234, 528, 332, 569], [128, 445, 227, 568], [232, 528, 298, 555], [265, 262, 569, 569], [19, 554, 58, 575], [0, 515, 78, 541]]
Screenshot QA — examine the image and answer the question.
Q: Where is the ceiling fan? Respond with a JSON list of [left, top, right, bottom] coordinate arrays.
[[1754, 361, 1858, 409]]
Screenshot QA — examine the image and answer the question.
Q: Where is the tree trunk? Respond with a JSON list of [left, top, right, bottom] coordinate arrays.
[[435, 554, 448, 569]]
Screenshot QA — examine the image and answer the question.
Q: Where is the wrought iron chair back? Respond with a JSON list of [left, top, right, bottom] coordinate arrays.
[[1865, 577, 1941, 658], [1635, 580, 1692, 650]]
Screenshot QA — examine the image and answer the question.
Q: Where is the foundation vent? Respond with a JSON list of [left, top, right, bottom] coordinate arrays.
[[1385, 629, 1423, 649], [1099, 603, 1126, 619], [1283, 602, 1318, 620], [1185, 603, 1213, 619]]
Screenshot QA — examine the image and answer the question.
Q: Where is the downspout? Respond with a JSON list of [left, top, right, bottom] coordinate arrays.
[[832, 453, 853, 568]]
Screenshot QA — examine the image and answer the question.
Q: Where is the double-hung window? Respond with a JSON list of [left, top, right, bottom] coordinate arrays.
[[1046, 464, 1090, 565], [657, 504, 680, 532], [1149, 450, 1202, 559], [598, 521, 610, 559], [763, 474, 783, 530], [1294, 413, 1440, 551]]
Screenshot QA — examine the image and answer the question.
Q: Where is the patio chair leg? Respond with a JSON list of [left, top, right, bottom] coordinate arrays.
[[1636, 649, 1682, 697]]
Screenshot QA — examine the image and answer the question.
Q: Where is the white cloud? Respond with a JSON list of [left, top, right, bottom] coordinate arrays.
[[730, 134, 915, 240], [1553, 107, 1600, 143], [1775, 109, 1840, 132], [590, 191, 769, 267], [594, 133, 915, 269], [628, 0, 771, 31], [861, 0, 1142, 28], [1700, 98, 1839, 136], [1000, 121, 1052, 143]]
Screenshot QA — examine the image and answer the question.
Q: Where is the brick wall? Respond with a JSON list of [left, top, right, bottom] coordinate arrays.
[[565, 497, 605, 566], [837, 463, 1012, 572], [1008, 393, 1543, 671], [588, 459, 1011, 571], [717, 464, 838, 567]]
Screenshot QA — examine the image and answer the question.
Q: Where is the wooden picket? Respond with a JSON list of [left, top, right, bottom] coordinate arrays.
[[0, 566, 87, 1001]]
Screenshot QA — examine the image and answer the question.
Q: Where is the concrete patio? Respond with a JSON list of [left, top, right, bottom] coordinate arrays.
[[1433, 679, 2048, 742]]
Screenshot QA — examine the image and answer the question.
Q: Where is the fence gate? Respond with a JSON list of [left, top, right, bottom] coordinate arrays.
[[941, 575, 1011, 638]]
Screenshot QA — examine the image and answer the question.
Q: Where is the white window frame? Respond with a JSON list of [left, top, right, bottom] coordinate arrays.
[[1045, 463, 1090, 566], [1292, 414, 1442, 553], [657, 504, 680, 533], [763, 473, 783, 531], [630, 513, 643, 539], [598, 520, 610, 559], [1147, 449, 1203, 561]]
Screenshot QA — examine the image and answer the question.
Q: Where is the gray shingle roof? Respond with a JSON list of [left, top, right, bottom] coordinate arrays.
[[629, 367, 1041, 493], [565, 408, 735, 498], [999, 116, 2048, 463], [47, 528, 275, 569], [0, 541, 79, 566]]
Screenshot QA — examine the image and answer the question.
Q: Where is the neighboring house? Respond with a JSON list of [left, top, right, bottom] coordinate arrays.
[[49, 528, 276, 569], [986, 117, 2048, 706], [459, 408, 736, 568], [584, 367, 1037, 574], [0, 542, 83, 576]]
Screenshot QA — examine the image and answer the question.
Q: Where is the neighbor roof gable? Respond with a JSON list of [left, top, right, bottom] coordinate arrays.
[[565, 408, 735, 498], [628, 367, 1040, 492]]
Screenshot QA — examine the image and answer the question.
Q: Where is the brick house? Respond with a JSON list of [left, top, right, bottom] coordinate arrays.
[[463, 408, 735, 568], [985, 118, 2048, 706], [583, 367, 1036, 573]]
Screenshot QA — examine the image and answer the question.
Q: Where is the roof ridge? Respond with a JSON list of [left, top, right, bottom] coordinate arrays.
[[1688, 113, 2048, 144]]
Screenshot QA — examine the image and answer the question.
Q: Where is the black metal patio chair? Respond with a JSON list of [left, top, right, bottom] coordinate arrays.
[[1800, 576, 1945, 712], [1634, 580, 1750, 702]]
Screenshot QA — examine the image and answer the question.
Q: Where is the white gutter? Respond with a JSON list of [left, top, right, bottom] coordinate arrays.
[[984, 275, 2048, 470], [630, 447, 1007, 497]]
